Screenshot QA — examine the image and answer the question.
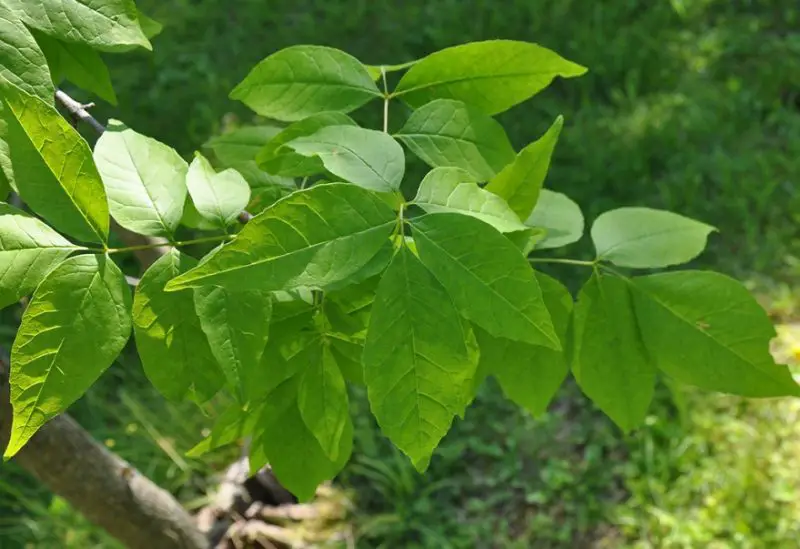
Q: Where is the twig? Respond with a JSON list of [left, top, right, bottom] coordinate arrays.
[[53, 89, 254, 224]]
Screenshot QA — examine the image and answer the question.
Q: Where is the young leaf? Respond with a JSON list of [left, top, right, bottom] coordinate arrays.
[[205, 125, 283, 167], [193, 285, 272, 403], [186, 153, 251, 229], [411, 213, 559, 348], [132, 250, 224, 402], [395, 99, 516, 180], [5, 254, 131, 458], [591, 207, 716, 268], [166, 184, 395, 292], [94, 122, 188, 238], [631, 271, 800, 397], [363, 246, 479, 471], [186, 401, 261, 458], [0, 81, 109, 243], [0, 2, 54, 103], [525, 189, 585, 250], [251, 377, 353, 501], [256, 112, 356, 177], [0, 204, 81, 308], [475, 272, 573, 417], [33, 31, 117, 105], [572, 272, 655, 432], [486, 116, 563, 219], [5, 0, 151, 53], [394, 40, 586, 115], [364, 59, 419, 82], [137, 11, 163, 40], [413, 167, 526, 233], [230, 45, 381, 121], [298, 342, 350, 461], [282, 126, 405, 192]]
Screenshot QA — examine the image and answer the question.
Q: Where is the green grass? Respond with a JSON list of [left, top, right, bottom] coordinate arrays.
[[2, 0, 800, 547]]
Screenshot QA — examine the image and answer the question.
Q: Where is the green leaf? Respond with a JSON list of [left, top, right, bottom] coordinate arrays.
[[411, 213, 559, 348], [298, 342, 350, 461], [0, 169, 9, 201], [94, 122, 188, 237], [251, 377, 353, 501], [186, 402, 258, 458], [486, 116, 563, 219], [5, 0, 151, 53], [395, 99, 516, 180], [0, 81, 109, 243], [137, 11, 163, 40], [572, 273, 655, 431], [0, 2, 54, 102], [231, 162, 295, 191], [256, 113, 356, 177], [364, 59, 419, 81], [132, 250, 224, 402], [631, 271, 800, 397], [186, 153, 250, 229], [5, 254, 131, 457], [230, 45, 381, 121], [591, 207, 716, 269], [525, 189, 584, 250], [33, 31, 117, 105], [476, 272, 573, 417], [0, 204, 81, 309], [394, 40, 586, 115], [205, 125, 283, 167], [166, 184, 396, 292], [194, 285, 272, 403], [282, 126, 405, 192], [413, 167, 526, 233], [363, 246, 478, 471]]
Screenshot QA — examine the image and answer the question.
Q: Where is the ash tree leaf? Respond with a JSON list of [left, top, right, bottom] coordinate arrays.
[[256, 112, 356, 177], [0, 170, 9, 201], [132, 250, 225, 402], [5, 0, 151, 53], [5, 254, 131, 458], [282, 126, 405, 193], [94, 122, 188, 238], [298, 342, 350, 461], [572, 272, 655, 432], [395, 99, 516, 180], [137, 11, 163, 39], [0, 204, 81, 308], [205, 125, 283, 167], [411, 213, 559, 348], [486, 116, 563, 219], [525, 189, 584, 250], [475, 272, 573, 417], [193, 285, 272, 404], [393, 40, 587, 115], [251, 377, 353, 502], [166, 184, 396, 292], [591, 207, 716, 269], [364, 59, 419, 82], [631, 271, 800, 397], [363, 246, 479, 471], [0, 3, 54, 103], [186, 153, 251, 229], [230, 45, 381, 121], [186, 401, 261, 458], [33, 30, 117, 105], [0, 81, 109, 243], [413, 167, 526, 233]]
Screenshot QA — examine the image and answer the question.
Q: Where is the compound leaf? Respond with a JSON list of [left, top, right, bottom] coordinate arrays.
[[631, 271, 800, 397], [132, 250, 224, 402], [572, 272, 655, 432], [5, 254, 131, 457], [363, 246, 478, 471], [94, 122, 188, 238], [395, 99, 515, 180], [166, 184, 395, 293], [486, 116, 563, 219], [411, 213, 559, 348], [394, 40, 586, 115], [592, 207, 716, 268], [231, 45, 381, 121]]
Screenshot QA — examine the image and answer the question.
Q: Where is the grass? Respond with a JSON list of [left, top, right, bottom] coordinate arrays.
[[2, 0, 800, 547]]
